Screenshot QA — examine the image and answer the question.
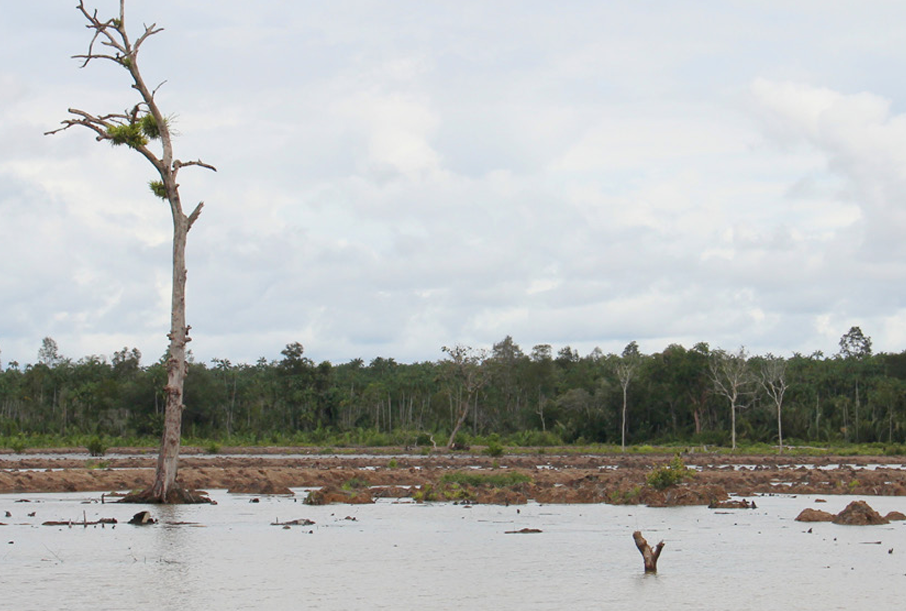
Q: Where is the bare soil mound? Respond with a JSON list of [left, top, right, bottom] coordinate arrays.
[[832, 500, 889, 525], [2, 449, 906, 506]]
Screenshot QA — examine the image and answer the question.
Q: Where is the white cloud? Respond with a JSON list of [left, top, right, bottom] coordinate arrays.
[[3, 1, 906, 366]]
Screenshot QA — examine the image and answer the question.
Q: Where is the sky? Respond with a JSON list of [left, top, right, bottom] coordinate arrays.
[[2, 0, 906, 368]]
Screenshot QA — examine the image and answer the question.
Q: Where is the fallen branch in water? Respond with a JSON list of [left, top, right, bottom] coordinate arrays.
[[271, 518, 315, 527], [43, 517, 117, 527]]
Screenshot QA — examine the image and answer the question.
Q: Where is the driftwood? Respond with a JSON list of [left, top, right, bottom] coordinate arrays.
[[505, 528, 542, 534], [633, 531, 665, 573], [43, 512, 117, 528], [271, 518, 315, 527]]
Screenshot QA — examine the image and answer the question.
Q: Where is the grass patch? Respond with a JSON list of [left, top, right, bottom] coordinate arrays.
[[439, 471, 532, 488]]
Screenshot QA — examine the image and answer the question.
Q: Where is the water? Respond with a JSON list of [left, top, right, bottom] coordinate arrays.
[[2, 491, 904, 610]]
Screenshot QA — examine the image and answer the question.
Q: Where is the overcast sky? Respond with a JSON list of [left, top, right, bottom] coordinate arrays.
[[2, 1, 906, 367]]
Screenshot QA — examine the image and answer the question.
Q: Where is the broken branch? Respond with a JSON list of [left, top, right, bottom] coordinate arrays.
[[633, 530, 665, 573]]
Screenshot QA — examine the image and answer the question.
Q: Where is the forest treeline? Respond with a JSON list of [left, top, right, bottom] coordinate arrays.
[[2, 327, 905, 448]]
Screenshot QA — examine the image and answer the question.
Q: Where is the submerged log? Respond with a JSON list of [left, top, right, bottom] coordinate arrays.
[[633, 531, 665, 573]]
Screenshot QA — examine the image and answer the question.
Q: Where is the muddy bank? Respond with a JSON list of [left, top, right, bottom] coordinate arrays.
[[2, 449, 905, 504]]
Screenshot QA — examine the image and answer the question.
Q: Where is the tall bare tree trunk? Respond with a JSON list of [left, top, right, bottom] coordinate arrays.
[[47, 1, 215, 503], [149, 214, 190, 501]]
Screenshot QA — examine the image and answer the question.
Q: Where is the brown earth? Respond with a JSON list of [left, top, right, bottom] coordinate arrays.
[[2, 448, 906, 506]]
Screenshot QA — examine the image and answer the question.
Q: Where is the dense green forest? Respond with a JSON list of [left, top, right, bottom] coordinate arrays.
[[2, 327, 906, 450]]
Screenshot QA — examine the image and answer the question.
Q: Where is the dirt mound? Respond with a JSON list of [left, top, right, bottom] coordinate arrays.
[[832, 500, 889, 525], [5, 450, 906, 507], [643, 484, 728, 507], [885, 511, 906, 521], [227, 480, 294, 495], [795, 508, 835, 522], [304, 486, 374, 505]]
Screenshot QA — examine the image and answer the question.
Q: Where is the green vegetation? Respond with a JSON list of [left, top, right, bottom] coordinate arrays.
[[106, 122, 148, 148], [85, 435, 108, 457], [3, 330, 906, 455], [412, 471, 532, 503], [341, 477, 369, 491], [148, 180, 167, 198], [484, 434, 505, 457], [646, 455, 695, 490], [439, 471, 532, 488]]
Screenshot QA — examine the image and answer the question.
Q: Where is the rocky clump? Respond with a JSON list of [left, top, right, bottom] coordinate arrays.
[[885, 511, 906, 521]]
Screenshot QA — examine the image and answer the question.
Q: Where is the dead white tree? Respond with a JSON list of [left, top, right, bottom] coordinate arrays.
[[614, 341, 641, 453], [758, 354, 789, 453], [709, 347, 755, 450], [46, 1, 214, 503]]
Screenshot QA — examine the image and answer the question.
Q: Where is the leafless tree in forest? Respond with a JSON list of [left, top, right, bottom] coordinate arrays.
[[46, 1, 215, 503], [759, 354, 789, 453], [614, 341, 641, 452], [709, 347, 755, 450]]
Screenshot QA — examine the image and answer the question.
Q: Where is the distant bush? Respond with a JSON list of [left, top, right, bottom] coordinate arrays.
[[484, 434, 504, 457], [10, 435, 27, 454], [646, 455, 695, 490], [86, 435, 108, 457], [508, 430, 563, 447]]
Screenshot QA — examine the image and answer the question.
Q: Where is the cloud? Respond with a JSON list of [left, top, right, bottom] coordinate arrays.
[[3, 2, 906, 367]]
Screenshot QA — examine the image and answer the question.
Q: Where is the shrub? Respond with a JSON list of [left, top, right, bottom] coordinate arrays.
[[341, 477, 369, 491], [646, 455, 694, 490], [86, 435, 108, 457], [10, 435, 27, 454], [484, 434, 504, 457]]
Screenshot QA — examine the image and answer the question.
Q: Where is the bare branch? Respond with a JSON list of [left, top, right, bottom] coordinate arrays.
[[187, 202, 204, 230], [151, 80, 168, 99], [134, 23, 164, 51], [174, 159, 217, 173]]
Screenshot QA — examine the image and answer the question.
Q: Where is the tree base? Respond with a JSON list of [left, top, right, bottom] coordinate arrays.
[[119, 486, 214, 505]]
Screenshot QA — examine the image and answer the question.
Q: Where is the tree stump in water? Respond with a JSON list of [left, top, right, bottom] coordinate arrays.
[[633, 531, 665, 573], [119, 486, 213, 505]]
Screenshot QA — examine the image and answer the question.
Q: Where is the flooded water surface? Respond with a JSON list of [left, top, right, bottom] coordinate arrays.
[[2, 491, 904, 610]]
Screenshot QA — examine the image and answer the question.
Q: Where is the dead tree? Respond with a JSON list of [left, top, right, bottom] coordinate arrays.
[[46, 1, 214, 503], [709, 347, 755, 450], [441, 345, 488, 449], [633, 531, 665, 573]]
